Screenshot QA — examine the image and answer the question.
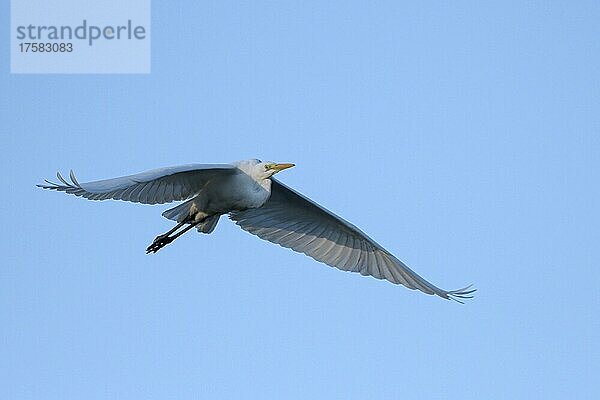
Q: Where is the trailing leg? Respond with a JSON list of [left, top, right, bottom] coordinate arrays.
[[146, 216, 206, 254]]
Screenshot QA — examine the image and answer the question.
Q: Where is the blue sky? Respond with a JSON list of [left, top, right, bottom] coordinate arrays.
[[1, 1, 599, 399]]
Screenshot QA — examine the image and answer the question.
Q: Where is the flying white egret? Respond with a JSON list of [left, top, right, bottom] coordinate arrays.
[[38, 159, 474, 302]]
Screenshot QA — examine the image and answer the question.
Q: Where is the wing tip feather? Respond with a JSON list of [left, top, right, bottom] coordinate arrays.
[[444, 284, 476, 304], [37, 170, 83, 192]]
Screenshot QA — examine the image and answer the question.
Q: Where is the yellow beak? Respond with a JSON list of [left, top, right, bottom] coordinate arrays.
[[269, 163, 295, 172]]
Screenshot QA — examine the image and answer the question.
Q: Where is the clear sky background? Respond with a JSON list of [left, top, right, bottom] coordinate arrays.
[[1, 2, 599, 399]]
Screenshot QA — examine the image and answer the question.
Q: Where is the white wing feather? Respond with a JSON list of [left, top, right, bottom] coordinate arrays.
[[38, 164, 236, 205], [230, 179, 475, 301]]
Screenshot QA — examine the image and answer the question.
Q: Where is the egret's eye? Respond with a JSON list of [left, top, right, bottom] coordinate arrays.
[[264, 164, 273, 170]]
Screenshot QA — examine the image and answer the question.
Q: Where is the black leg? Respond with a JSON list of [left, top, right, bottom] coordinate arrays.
[[146, 216, 206, 254], [154, 218, 189, 241]]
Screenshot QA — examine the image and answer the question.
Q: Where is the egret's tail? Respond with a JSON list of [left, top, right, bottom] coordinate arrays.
[[196, 215, 220, 233], [162, 200, 220, 233], [162, 199, 195, 222]]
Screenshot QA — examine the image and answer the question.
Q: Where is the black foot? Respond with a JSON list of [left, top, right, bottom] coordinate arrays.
[[146, 235, 174, 254]]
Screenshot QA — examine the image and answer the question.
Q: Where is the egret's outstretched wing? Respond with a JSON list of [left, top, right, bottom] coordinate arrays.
[[38, 164, 236, 205], [230, 179, 474, 301]]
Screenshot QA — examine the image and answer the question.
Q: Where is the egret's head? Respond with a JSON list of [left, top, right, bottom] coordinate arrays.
[[235, 159, 295, 180]]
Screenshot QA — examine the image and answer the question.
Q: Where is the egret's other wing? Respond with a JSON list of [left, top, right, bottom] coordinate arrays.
[[230, 179, 474, 301], [38, 164, 236, 205]]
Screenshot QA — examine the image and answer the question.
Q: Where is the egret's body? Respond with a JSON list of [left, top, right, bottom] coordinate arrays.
[[177, 161, 273, 218], [39, 159, 474, 302]]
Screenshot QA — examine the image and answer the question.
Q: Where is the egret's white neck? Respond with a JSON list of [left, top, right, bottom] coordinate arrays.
[[258, 176, 272, 192], [246, 170, 272, 192], [233, 159, 273, 192]]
